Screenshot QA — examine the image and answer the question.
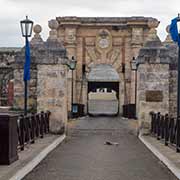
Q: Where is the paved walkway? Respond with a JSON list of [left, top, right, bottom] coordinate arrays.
[[24, 116, 178, 180]]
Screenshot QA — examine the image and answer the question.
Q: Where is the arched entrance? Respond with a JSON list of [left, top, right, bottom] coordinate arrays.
[[87, 64, 119, 115]]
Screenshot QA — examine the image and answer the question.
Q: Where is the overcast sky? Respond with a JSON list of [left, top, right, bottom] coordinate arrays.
[[0, 0, 179, 47]]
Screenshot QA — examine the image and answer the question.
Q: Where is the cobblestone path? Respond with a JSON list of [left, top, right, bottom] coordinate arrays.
[[24, 116, 178, 180]]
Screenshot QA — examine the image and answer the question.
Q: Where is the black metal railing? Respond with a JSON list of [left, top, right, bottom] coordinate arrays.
[[17, 111, 51, 151], [150, 112, 180, 152]]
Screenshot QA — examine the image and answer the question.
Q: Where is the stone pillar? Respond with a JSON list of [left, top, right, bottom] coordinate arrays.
[[130, 27, 143, 104], [64, 27, 77, 112], [163, 25, 178, 117], [137, 38, 170, 135], [37, 64, 67, 134]]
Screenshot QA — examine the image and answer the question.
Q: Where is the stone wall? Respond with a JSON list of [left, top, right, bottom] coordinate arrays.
[[137, 38, 170, 134], [37, 64, 67, 133], [13, 23, 68, 133], [137, 64, 169, 130], [0, 48, 20, 106], [165, 44, 178, 117], [13, 65, 37, 111]]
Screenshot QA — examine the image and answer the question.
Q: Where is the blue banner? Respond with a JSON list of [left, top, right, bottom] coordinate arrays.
[[170, 17, 180, 46], [24, 38, 31, 81]]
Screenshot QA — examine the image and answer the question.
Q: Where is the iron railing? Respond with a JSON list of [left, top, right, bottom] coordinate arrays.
[[150, 112, 180, 152], [17, 111, 50, 151]]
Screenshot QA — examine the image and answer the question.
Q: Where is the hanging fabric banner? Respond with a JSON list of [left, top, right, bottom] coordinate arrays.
[[24, 37, 31, 81], [170, 17, 180, 46]]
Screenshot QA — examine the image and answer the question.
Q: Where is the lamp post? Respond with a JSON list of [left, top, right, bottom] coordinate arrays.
[[65, 56, 77, 117], [176, 15, 180, 152], [130, 57, 138, 119], [169, 14, 180, 152], [20, 16, 33, 115]]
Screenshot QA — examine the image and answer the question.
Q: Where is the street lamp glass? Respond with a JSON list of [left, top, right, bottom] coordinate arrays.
[[69, 56, 77, 70], [20, 16, 33, 37], [131, 57, 137, 71]]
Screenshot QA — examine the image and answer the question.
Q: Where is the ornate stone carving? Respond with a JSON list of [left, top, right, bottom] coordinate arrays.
[[85, 37, 95, 46], [147, 19, 159, 29], [146, 19, 160, 41], [95, 29, 112, 62], [131, 28, 143, 45], [65, 28, 76, 44], [110, 49, 120, 65], [34, 24, 42, 34], [86, 47, 98, 62], [31, 24, 43, 45], [164, 25, 173, 44], [48, 19, 59, 40], [49, 19, 59, 30], [96, 30, 112, 50]]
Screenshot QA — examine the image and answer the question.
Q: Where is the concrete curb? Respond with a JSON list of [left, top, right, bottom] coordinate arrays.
[[139, 134, 180, 180], [9, 134, 66, 180]]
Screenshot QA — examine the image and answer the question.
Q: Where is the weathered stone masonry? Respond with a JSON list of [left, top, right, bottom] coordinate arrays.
[[13, 23, 68, 133], [136, 26, 179, 133], [0, 16, 179, 134], [56, 16, 159, 114]]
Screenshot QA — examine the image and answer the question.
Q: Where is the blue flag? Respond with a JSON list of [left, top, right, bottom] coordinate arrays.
[[24, 38, 31, 81], [170, 17, 180, 46]]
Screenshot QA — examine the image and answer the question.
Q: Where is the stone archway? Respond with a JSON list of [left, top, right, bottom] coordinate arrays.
[[87, 64, 119, 115]]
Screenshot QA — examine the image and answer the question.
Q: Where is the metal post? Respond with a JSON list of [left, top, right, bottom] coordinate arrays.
[[71, 69, 74, 117], [177, 40, 180, 152], [178, 44, 180, 117], [24, 80, 27, 115], [135, 69, 137, 119], [24, 36, 28, 116]]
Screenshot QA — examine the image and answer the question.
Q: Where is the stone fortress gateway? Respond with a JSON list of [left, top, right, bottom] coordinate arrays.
[[0, 16, 179, 134], [56, 16, 159, 115]]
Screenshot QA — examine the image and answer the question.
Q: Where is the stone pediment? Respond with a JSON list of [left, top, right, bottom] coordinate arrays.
[[57, 16, 159, 28]]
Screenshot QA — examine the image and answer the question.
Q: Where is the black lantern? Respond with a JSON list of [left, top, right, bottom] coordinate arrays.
[[20, 16, 33, 38], [130, 57, 138, 119], [130, 57, 137, 71], [20, 16, 33, 115], [67, 56, 77, 70], [65, 56, 77, 118], [176, 14, 180, 119]]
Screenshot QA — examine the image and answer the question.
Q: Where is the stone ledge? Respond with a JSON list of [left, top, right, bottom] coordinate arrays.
[[57, 16, 158, 25], [139, 134, 180, 179], [0, 134, 66, 180]]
